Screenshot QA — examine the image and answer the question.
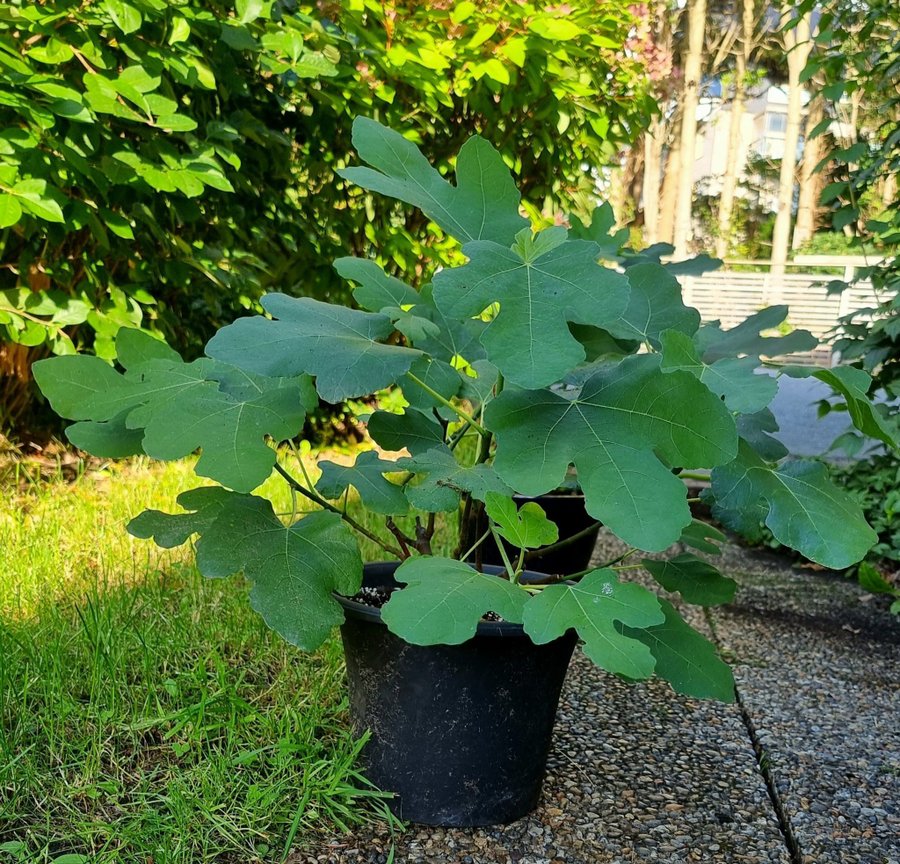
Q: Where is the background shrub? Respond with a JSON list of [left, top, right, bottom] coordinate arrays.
[[0, 0, 655, 436]]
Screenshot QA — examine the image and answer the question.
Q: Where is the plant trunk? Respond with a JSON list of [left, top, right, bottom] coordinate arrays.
[[672, 0, 707, 258], [792, 91, 825, 250], [770, 6, 813, 277]]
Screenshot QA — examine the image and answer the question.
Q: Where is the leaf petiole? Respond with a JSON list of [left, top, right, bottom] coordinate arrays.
[[489, 524, 519, 582], [460, 527, 493, 563], [406, 371, 488, 436]]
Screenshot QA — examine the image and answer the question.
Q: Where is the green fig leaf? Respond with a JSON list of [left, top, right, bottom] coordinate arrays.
[[32, 355, 123, 420], [367, 409, 445, 455], [66, 409, 145, 457], [780, 365, 897, 448], [662, 254, 722, 277], [484, 492, 558, 549], [205, 294, 421, 402], [115, 328, 180, 369], [131, 491, 362, 651], [486, 355, 737, 550], [334, 256, 420, 312], [660, 329, 778, 414], [34, 353, 315, 493], [620, 599, 735, 701], [522, 569, 664, 679], [402, 356, 462, 415], [381, 556, 527, 645], [201, 502, 361, 650], [710, 441, 876, 568], [697, 306, 818, 361], [605, 261, 700, 346], [678, 519, 726, 556], [407, 285, 487, 363], [642, 553, 737, 606], [567, 202, 629, 257], [317, 450, 408, 515], [128, 486, 234, 549], [433, 229, 630, 388], [337, 117, 528, 246], [735, 409, 789, 460], [397, 447, 512, 512]]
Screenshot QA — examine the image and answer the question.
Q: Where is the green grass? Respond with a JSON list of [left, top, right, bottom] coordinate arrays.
[[0, 452, 446, 863]]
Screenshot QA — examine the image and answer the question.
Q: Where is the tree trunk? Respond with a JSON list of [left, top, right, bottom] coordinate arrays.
[[770, 6, 813, 277], [609, 164, 628, 227], [658, 126, 681, 245], [883, 172, 897, 210], [642, 118, 664, 245], [672, 0, 707, 258], [792, 91, 825, 249], [715, 0, 756, 260], [715, 65, 746, 259]]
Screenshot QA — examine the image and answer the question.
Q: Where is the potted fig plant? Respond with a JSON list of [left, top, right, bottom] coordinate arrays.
[[33, 118, 892, 828]]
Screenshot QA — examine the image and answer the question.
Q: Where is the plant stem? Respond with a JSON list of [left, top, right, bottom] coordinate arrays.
[[596, 546, 640, 568], [460, 528, 492, 563], [447, 425, 476, 451], [523, 521, 601, 562], [273, 463, 405, 559], [385, 517, 413, 558], [490, 525, 518, 582], [679, 471, 711, 482], [611, 562, 646, 572], [406, 372, 488, 435]]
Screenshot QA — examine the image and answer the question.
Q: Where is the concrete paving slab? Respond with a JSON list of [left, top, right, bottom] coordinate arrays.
[[710, 548, 900, 864]]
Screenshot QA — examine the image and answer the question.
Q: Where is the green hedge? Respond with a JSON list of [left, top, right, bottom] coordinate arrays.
[[0, 0, 655, 432]]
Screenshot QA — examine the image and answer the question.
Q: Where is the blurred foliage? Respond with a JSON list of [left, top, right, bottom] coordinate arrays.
[[802, 0, 900, 397], [694, 153, 779, 262], [0, 0, 655, 435]]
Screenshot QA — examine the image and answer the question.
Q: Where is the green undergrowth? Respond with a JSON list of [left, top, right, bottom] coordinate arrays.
[[0, 451, 430, 863]]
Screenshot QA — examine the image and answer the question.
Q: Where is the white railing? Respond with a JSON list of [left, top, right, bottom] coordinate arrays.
[[678, 258, 881, 366]]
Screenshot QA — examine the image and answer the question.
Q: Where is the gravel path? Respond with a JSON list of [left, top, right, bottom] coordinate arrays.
[[300, 535, 899, 864]]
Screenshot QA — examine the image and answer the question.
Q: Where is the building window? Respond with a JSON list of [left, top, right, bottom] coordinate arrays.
[[766, 112, 788, 135]]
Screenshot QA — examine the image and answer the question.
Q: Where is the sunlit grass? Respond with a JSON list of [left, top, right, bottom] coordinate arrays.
[[0, 447, 452, 863]]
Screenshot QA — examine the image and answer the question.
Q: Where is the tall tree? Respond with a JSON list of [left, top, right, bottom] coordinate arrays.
[[715, 0, 767, 259], [637, 0, 679, 245], [658, 116, 682, 245], [791, 91, 826, 249], [672, 0, 708, 257], [769, 5, 814, 276]]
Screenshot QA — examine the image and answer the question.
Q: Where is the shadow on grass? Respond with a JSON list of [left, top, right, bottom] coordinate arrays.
[[0, 565, 396, 864]]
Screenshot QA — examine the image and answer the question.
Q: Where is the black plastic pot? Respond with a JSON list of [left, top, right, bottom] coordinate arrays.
[[337, 562, 577, 827], [476, 493, 601, 576]]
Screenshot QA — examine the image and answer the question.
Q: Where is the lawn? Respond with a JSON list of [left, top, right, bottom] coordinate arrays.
[[0, 450, 444, 863]]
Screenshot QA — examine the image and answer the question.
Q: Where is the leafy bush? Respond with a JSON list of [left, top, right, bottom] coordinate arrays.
[[0, 0, 655, 435], [804, 0, 900, 398]]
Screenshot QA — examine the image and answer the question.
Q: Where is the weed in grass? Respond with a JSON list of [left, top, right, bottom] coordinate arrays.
[[0, 454, 417, 863]]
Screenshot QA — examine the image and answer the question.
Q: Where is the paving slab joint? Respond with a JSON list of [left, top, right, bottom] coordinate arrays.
[[704, 608, 805, 864]]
